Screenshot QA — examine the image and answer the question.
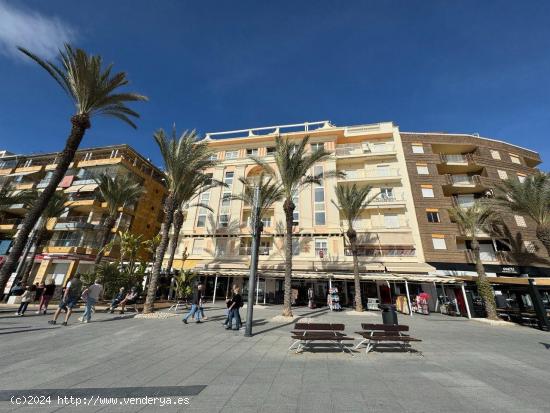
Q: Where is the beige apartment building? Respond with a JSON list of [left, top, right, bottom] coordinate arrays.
[[168, 121, 453, 307]]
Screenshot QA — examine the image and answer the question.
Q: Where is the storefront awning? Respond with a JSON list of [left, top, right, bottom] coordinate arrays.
[[458, 276, 550, 286], [385, 262, 436, 273]]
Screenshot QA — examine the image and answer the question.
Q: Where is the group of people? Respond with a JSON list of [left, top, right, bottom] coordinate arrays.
[[107, 286, 139, 314], [180, 283, 243, 330]]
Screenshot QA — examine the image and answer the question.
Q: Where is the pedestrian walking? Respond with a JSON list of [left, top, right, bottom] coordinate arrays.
[[226, 286, 243, 330], [79, 279, 103, 323], [37, 280, 56, 315], [48, 274, 82, 326], [15, 286, 34, 316], [182, 283, 203, 324], [34, 282, 44, 304]]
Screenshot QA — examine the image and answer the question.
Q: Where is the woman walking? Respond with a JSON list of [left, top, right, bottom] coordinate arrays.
[[37, 280, 55, 315], [15, 286, 34, 316]]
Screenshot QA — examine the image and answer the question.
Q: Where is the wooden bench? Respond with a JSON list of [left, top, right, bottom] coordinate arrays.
[[355, 323, 421, 354], [289, 323, 355, 354]]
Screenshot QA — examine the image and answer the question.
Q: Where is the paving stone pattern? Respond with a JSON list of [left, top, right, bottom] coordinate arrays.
[[0, 305, 549, 412]]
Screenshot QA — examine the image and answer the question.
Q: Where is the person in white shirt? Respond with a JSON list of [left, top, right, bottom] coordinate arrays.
[[80, 280, 103, 323]]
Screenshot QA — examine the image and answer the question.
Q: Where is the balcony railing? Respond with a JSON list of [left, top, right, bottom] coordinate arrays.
[[239, 246, 271, 256], [341, 168, 400, 180], [465, 250, 512, 264], [446, 174, 480, 186], [345, 247, 416, 257], [336, 143, 396, 157], [441, 154, 473, 164], [55, 216, 89, 224], [372, 195, 406, 204], [67, 193, 100, 202]]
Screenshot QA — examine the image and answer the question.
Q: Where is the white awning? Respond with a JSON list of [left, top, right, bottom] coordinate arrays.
[[385, 262, 436, 273]]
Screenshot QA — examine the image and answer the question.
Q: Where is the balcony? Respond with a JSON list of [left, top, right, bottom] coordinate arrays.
[[345, 246, 416, 257], [239, 246, 271, 256], [339, 168, 400, 183], [465, 250, 512, 264], [368, 195, 406, 208], [0, 218, 22, 232], [54, 216, 93, 230], [336, 143, 396, 158], [440, 154, 473, 164]]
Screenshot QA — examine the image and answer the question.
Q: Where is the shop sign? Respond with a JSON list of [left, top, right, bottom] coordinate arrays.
[[500, 266, 519, 274]]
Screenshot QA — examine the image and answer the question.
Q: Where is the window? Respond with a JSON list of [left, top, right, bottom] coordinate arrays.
[[456, 194, 475, 208], [416, 164, 429, 175], [311, 143, 324, 152], [246, 148, 258, 156], [292, 237, 300, 255], [384, 214, 400, 228], [523, 240, 536, 253], [315, 212, 326, 226], [490, 150, 501, 160], [196, 208, 207, 227], [221, 191, 231, 207], [292, 191, 299, 226], [224, 171, 234, 186], [514, 215, 526, 227], [208, 153, 218, 161], [380, 187, 394, 200], [377, 165, 391, 177], [261, 216, 272, 228], [215, 238, 227, 257], [315, 238, 328, 258], [497, 170, 508, 180], [314, 187, 324, 203], [219, 213, 229, 227], [192, 239, 205, 255], [313, 165, 324, 179], [432, 236, 447, 250], [412, 144, 424, 154], [266, 147, 276, 155], [510, 154, 521, 164], [313, 167, 325, 226], [372, 142, 389, 153], [426, 210, 440, 223], [517, 174, 526, 183], [421, 186, 434, 198], [225, 150, 238, 160]]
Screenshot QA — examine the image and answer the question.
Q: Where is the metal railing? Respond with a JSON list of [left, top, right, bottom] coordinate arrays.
[[372, 195, 406, 204], [447, 174, 480, 186], [55, 216, 89, 224], [465, 250, 512, 264], [345, 247, 416, 257], [441, 154, 472, 163], [336, 143, 396, 156], [342, 168, 400, 180], [239, 246, 271, 256]]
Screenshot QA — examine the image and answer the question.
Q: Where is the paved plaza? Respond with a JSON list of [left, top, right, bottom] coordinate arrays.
[[0, 304, 549, 413]]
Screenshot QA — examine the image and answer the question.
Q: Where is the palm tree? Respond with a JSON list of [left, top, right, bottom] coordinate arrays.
[[20, 191, 69, 285], [143, 128, 216, 313], [332, 184, 377, 312], [0, 187, 35, 213], [94, 174, 143, 265], [165, 172, 219, 275], [494, 172, 550, 256], [0, 45, 147, 294], [252, 136, 332, 317], [105, 230, 144, 276], [448, 201, 501, 320]]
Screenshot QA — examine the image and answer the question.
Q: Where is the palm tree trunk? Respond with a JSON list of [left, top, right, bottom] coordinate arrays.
[[144, 195, 175, 313], [166, 209, 183, 275], [282, 199, 294, 317], [471, 238, 498, 320], [94, 215, 116, 265], [536, 223, 550, 257], [20, 227, 46, 286], [0, 114, 90, 294], [348, 228, 363, 312]]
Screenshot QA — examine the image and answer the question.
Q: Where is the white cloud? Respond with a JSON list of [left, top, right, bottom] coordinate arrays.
[[0, 1, 76, 60]]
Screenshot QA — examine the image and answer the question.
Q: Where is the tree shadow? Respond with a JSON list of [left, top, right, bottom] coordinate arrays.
[[540, 342, 550, 350]]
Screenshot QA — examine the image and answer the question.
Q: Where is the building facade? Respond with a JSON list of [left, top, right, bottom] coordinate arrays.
[[401, 132, 549, 278], [0, 145, 166, 287], [166, 121, 548, 309]]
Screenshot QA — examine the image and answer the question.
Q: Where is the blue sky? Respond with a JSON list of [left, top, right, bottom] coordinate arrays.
[[1, 0, 549, 168]]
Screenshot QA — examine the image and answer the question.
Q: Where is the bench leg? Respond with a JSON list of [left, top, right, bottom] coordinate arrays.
[[288, 340, 301, 351], [335, 341, 355, 356], [354, 338, 367, 350], [365, 340, 376, 354]]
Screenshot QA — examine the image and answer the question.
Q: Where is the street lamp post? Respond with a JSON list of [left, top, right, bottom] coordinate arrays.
[[245, 186, 262, 337]]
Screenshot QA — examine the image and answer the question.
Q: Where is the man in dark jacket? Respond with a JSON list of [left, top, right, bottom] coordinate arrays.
[[182, 283, 203, 324]]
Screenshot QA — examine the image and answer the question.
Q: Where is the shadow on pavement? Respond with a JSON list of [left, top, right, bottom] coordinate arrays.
[[0, 327, 59, 335], [252, 307, 329, 336]]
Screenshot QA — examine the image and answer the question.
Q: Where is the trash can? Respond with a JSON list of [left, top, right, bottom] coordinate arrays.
[[379, 304, 398, 325]]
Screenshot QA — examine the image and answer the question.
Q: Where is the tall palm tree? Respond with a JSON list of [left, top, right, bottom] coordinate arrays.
[[448, 201, 501, 320], [252, 136, 332, 317], [231, 172, 285, 255], [94, 174, 143, 265], [20, 191, 69, 285], [332, 184, 377, 312], [143, 128, 216, 313], [494, 172, 550, 256], [165, 172, 220, 275], [0, 45, 147, 294]]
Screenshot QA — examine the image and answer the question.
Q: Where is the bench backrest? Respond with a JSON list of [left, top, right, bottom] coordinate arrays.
[[361, 323, 409, 332], [294, 323, 345, 331]]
